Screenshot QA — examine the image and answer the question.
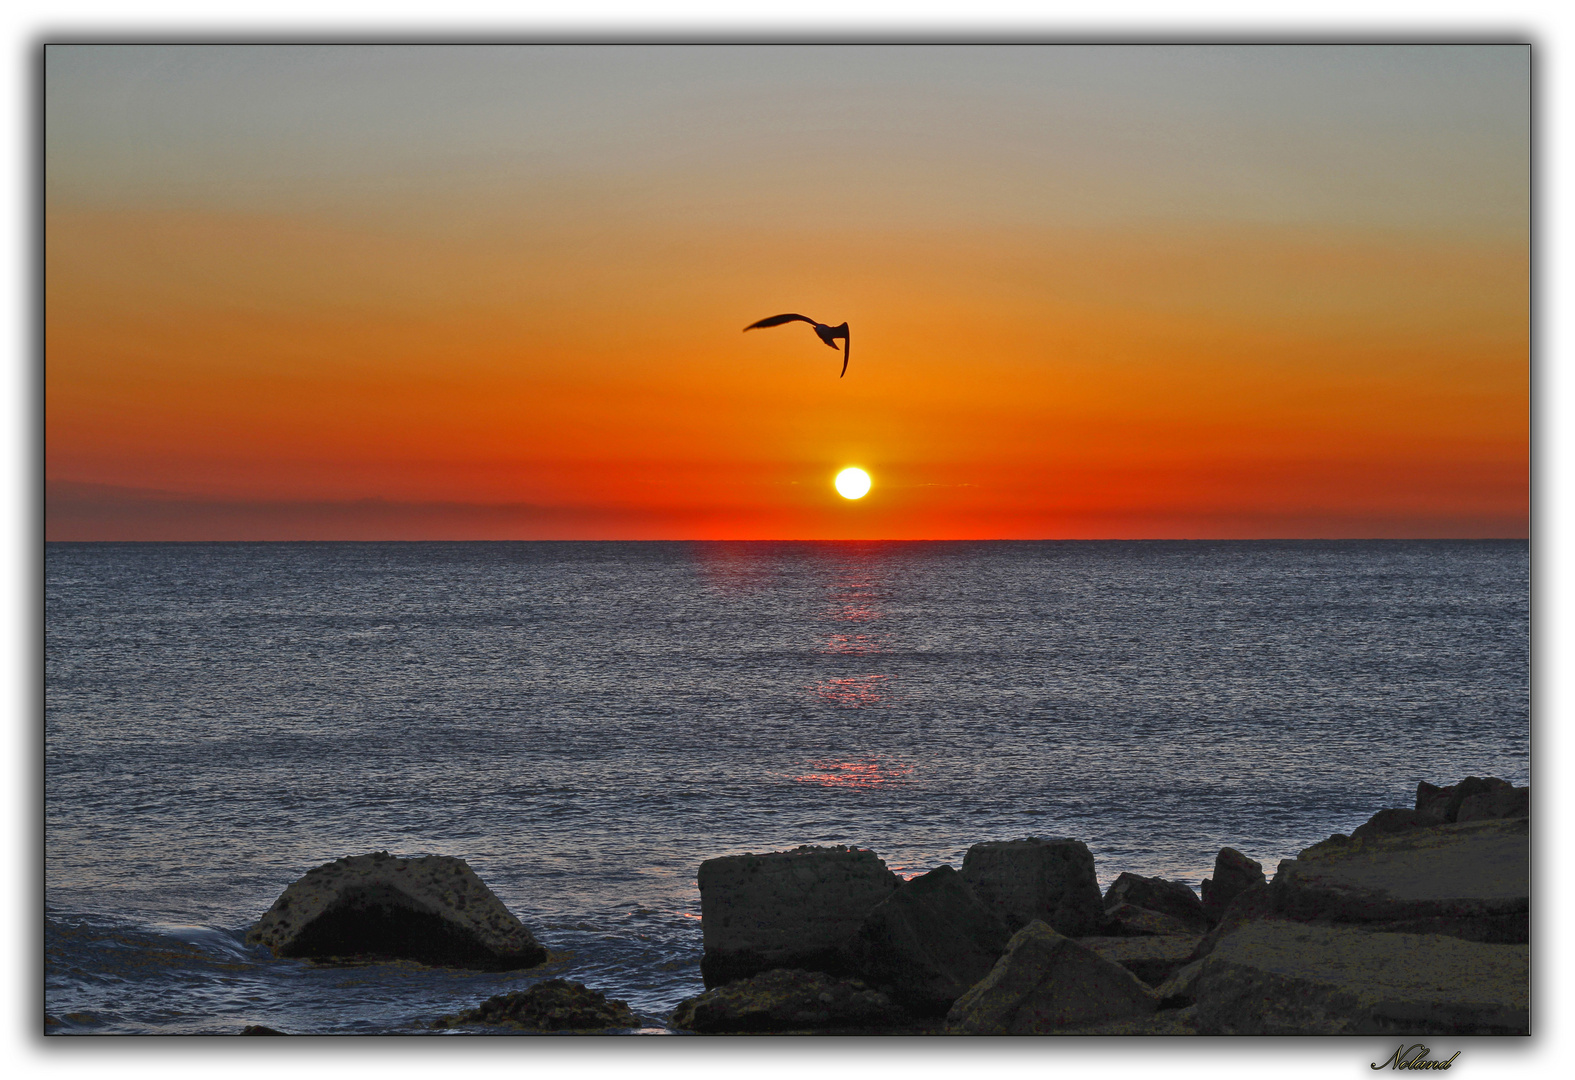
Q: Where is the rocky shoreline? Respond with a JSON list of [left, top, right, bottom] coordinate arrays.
[[234, 775, 1528, 1036]]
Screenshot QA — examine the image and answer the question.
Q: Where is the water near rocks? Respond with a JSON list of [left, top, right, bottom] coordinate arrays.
[[44, 540, 1528, 1034]]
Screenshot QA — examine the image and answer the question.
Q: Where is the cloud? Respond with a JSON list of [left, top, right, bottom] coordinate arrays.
[[44, 481, 695, 541]]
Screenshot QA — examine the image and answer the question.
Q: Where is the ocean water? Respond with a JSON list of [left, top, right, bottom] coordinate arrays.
[[44, 540, 1529, 1035]]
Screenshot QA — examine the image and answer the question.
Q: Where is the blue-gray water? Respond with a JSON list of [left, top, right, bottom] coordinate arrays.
[[44, 540, 1529, 1035]]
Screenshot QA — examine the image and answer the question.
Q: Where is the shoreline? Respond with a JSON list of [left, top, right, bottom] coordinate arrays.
[[46, 774, 1524, 1037]]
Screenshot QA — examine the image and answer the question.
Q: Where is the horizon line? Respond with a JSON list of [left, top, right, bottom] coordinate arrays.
[[44, 536, 1530, 544]]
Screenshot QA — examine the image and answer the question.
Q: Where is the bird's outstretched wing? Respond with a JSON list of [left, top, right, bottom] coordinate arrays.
[[744, 313, 818, 331], [840, 333, 850, 377]]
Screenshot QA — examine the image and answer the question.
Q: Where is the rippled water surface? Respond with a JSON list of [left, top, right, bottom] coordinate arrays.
[[44, 540, 1529, 1034]]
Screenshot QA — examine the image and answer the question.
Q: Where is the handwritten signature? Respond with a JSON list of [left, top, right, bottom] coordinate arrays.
[[1372, 1044, 1461, 1071]]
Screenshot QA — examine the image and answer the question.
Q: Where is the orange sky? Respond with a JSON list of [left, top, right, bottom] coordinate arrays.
[[45, 45, 1529, 539]]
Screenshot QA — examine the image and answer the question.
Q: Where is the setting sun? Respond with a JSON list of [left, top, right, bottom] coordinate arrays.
[[39, 45, 1530, 1046], [835, 468, 872, 500], [43, 45, 1527, 543]]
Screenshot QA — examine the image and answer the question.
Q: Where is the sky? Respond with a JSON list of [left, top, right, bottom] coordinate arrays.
[[44, 43, 1530, 540], [13, 14, 1563, 1080]]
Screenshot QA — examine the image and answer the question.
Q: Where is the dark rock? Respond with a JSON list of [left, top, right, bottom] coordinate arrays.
[[850, 864, 1011, 1016], [1172, 921, 1527, 1035], [1416, 780, 1451, 822], [1351, 808, 1439, 841], [1272, 817, 1528, 943], [698, 845, 899, 988], [1189, 816, 1531, 960], [1418, 777, 1515, 824], [1187, 882, 1277, 962], [1444, 777, 1511, 823], [246, 852, 547, 971], [669, 968, 907, 1033], [945, 920, 1159, 1033], [1360, 913, 1530, 945], [1102, 902, 1202, 938], [959, 837, 1104, 937], [1102, 872, 1209, 933], [434, 978, 636, 1031], [1199, 847, 1265, 923], [1458, 786, 1529, 823], [1079, 935, 1202, 987], [239, 1024, 287, 1035]]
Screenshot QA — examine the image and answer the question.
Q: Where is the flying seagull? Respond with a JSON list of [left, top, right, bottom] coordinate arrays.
[[744, 314, 851, 377]]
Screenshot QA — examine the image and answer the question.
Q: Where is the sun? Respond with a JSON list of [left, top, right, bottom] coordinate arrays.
[[834, 467, 872, 500]]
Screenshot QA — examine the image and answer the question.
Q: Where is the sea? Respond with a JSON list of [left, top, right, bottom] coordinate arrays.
[[43, 540, 1529, 1035]]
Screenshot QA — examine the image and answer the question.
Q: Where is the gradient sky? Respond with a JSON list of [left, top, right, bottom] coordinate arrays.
[[45, 44, 1529, 540]]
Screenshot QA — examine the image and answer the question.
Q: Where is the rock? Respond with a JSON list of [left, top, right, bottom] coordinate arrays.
[[1101, 903, 1201, 938], [1199, 847, 1265, 923], [239, 1024, 286, 1035], [1187, 882, 1277, 962], [1079, 935, 1202, 987], [1351, 808, 1439, 841], [945, 920, 1159, 1034], [1298, 833, 1355, 859], [246, 852, 547, 970], [1102, 872, 1209, 933], [1052, 1008, 1202, 1035], [698, 845, 899, 988], [959, 838, 1104, 937], [1272, 817, 1528, 943], [1415, 780, 1451, 822], [850, 864, 1011, 1016], [1179, 921, 1527, 1035], [1444, 777, 1511, 822], [669, 968, 908, 1033], [1458, 786, 1529, 823], [1417, 776, 1514, 824], [434, 979, 637, 1031], [1301, 833, 1351, 855]]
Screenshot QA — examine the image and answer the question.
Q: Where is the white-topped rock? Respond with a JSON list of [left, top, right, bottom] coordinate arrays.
[[247, 851, 547, 971]]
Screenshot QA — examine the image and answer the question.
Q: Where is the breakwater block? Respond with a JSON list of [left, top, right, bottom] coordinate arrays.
[[1417, 776, 1523, 824], [1459, 785, 1529, 822], [850, 864, 1011, 1016], [959, 837, 1104, 937], [1164, 921, 1528, 1035], [1102, 902, 1201, 938], [1200, 847, 1266, 923], [434, 979, 636, 1031], [670, 968, 906, 1033], [1080, 934, 1201, 987], [1273, 816, 1528, 942], [697, 845, 899, 988], [946, 920, 1160, 1033], [246, 851, 548, 970], [1102, 872, 1210, 934]]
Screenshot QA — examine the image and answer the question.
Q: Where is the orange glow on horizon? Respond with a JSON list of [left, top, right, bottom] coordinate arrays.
[[44, 189, 1527, 541], [44, 45, 1527, 541]]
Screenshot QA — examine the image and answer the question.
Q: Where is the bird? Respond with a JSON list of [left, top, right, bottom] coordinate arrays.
[[743, 314, 851, 377]]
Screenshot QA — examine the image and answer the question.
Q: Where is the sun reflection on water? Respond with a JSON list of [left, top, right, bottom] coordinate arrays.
[[825, 571, 885, 624], [820, 633, 881, 655], [810, 674, 890, 707], [791, 759, 916, 789]]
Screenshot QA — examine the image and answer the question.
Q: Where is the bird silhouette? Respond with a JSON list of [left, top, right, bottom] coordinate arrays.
[[743, 314, 851, 377]]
